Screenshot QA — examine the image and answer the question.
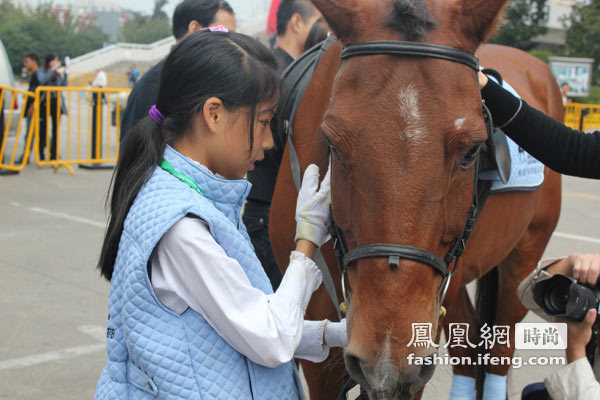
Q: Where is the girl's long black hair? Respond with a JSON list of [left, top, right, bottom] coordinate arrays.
[[98, 31, 280, 281]]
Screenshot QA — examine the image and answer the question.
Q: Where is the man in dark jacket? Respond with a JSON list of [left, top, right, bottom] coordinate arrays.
[[17, 53, 40, 164], [243, 0, 319, 290]]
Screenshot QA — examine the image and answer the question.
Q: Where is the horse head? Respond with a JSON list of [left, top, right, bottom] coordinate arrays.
[[310, 0, 509, 397]]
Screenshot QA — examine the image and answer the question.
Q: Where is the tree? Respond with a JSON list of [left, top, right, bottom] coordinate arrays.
[[490, 0, 548, 51], [0, 0, 107, 74], [152, 0, 169, 21], [119, 15, 171, 44], [119, 0, 171, 44], [563, 1, 600, 85]]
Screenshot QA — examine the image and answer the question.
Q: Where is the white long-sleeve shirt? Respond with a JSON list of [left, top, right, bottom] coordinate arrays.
[[92, 70, 107, 88], [518, 259, 600, 399], [150, 216, 334, 367]]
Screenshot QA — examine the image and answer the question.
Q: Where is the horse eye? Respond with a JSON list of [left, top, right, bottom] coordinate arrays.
[[461, 143, 481, 167], [323, 134, 343, 162], [329, 145, 342, 161]]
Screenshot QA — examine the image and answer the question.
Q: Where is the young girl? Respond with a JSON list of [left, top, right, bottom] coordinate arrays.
[[95, 30, 346, 399]]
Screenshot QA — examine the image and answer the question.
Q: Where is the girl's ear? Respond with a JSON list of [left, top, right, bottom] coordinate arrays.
[[202, 97, 224, 134]]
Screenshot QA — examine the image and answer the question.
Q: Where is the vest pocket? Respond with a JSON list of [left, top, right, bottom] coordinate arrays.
[[127, 362, 158, 396]]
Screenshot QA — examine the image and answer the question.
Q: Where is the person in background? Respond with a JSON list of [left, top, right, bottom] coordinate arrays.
[[90, 68, 107, 159], [95, 30, 346, 399], [17, 53, 40, 165], [119, 0, 236, 143], [127, 65, 139, 88], [478, 71, 600, 400], [243, 0, 319, 291], [37, 53, 66, 161], [271, 0, 320, 73], [91, 68, 107, 89], [560, 82, 572, 106]]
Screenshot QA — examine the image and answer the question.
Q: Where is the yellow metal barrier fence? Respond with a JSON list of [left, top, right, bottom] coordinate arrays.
[[564, 103, 600, 132], [0, 85, 36, 173], [1, 85, 131, 175], [34, 86, 131, 174]]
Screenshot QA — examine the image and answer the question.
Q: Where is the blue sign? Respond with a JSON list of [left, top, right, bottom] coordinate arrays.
[[550, 57, 594, 97]]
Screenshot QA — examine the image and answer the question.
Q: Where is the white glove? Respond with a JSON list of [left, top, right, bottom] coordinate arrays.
[[324, 319, 348, 348], [295, 163, 331, 247], [276, 251, 323, 311]]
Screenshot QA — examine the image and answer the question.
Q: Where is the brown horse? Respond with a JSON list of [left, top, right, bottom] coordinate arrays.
[[269, 0, 562, 399]]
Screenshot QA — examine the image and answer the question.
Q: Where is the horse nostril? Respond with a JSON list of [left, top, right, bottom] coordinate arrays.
[[344, 353, 369, 388]]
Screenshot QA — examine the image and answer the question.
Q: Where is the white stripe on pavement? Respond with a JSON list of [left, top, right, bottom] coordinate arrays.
[[28, 207, 106, 229], [10, 203, 105, 229], [0, 344, 105, 371], [0, 326, 106, 371], [553, 231, 600, 245]]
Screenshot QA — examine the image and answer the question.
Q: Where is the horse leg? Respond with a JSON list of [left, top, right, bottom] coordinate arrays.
[[444, 286, 481, 400], [481, 226, 554, 399]]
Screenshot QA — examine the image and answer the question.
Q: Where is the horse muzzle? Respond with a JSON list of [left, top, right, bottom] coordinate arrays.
[[344, 350, 436, 399]]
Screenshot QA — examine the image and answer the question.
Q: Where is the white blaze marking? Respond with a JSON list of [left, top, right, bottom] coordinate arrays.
[[455, 117, 466, 130], [398, 84, 423, 141]]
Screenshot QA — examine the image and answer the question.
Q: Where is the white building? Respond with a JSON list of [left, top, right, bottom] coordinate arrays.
[[536, 0, 591, 46]]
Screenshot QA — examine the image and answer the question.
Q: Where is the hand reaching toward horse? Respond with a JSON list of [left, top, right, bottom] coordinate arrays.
[[295, 163, 331, 250], [478, 71, 489, 89], [325, 318, 348, 348]]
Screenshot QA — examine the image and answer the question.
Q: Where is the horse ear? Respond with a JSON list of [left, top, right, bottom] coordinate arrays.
[[310, 0, 371, 44], [458, 0, 509, 49]]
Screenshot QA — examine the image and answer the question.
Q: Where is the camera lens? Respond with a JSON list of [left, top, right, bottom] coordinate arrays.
[[540, 277, 572, 315], [547, 288, 568, 314]]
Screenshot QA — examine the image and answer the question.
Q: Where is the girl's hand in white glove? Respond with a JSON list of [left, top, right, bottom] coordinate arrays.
[[295, 163, 331, 248], [324, 319, 348, 348]]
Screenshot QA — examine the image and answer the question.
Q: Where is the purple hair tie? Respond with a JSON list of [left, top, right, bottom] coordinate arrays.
[[149, 105, 164, 125], [200, 25, 229, 33]]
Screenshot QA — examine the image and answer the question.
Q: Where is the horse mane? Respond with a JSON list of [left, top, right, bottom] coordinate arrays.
[[387, 0, 437, 41]]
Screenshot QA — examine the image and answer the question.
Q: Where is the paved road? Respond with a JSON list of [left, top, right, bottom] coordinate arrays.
[[1, 167, 599, 399]]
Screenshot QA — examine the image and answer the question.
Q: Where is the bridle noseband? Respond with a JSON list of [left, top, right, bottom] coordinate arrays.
[[331, 40, 486, 313]]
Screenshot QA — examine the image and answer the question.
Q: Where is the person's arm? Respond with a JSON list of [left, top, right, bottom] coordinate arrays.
[[544, 308, 600, 400], [517, 259, 556, 321], [152, 217, 339, 367], [545, 357, 600, 399], [479, 72, 600, 179]]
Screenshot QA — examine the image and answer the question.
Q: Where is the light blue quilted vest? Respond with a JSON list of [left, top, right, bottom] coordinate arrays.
[[95, 145, 303, 399]]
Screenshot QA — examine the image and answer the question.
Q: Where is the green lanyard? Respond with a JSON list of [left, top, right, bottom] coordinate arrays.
[[160, 158, 203, 196]]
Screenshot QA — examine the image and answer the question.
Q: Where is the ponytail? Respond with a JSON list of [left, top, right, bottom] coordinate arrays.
[[98, 117, 168, 280]]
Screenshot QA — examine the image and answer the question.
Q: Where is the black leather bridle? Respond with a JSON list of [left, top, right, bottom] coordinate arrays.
[[330, 40, 486, 311]]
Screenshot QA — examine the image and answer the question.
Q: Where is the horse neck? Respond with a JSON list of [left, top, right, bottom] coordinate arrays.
[[293, 41, 343, 172]]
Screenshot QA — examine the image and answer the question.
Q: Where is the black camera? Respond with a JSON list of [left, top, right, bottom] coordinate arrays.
[[533, 274, 600, 322]]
